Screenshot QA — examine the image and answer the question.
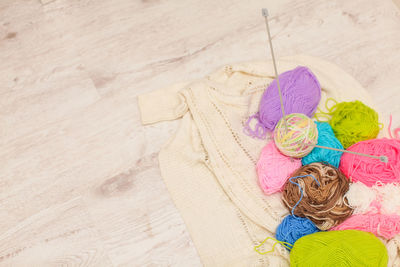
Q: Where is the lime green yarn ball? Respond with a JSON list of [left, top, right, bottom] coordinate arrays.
[[274, 113, 318, 158], [290, 230, 388, 267], [326, 101, 380, 149]]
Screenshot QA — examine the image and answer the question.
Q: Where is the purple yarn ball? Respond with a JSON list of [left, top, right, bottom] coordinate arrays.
[[259, 66, 321, 131]]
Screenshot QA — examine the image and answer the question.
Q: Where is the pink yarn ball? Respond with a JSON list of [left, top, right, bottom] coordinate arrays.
[[339, 138, 400, 186], [332, 213, 400, 239], [256, 141, 301, 195]]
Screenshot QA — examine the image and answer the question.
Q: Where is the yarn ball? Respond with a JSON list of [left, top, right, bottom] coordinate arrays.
[[340, 138, 400, 186], [259, 66, 321, 131], [378, 182, 400, 214], [282, 163, 353, 230], [345, 182, 400, 215], [302, 122, 343, 168], [322, 100, 380, 149], [333, 214, 400, 239], [273, 113, 318, 158], [244, 66, 321, 138], [275, 215, 319, 250], [256, 141, 301, 194], [290, 230, 388, 267], [345, 181, 376, 214]]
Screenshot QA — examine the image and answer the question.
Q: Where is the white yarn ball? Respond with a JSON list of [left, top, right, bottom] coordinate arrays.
[[377, 183, 400, 214], [345, 182, 376, 214]]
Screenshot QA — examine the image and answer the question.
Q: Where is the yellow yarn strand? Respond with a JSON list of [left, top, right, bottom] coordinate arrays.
[[314, 97, 338, 121], [254, 237, 293, 255]]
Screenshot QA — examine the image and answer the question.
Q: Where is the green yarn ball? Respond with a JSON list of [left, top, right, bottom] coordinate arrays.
[[322, 100, 380, 149], [290, 230, 388, 267]]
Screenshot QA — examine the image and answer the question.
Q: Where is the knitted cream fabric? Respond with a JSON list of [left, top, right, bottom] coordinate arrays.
[[138, 55, 399, 267]]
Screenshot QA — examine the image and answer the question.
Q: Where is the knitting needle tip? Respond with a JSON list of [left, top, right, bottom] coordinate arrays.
[[380, 156, 388, 163], [262, 8, 269, 17]]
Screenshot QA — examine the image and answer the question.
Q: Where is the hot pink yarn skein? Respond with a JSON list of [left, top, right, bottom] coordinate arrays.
[[339, 138, 400, 186], [257, 141, 301, 194]]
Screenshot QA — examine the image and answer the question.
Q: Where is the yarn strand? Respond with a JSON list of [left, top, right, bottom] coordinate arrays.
[[388, 115, 400, 139], [283, 163, 353, 230], [254, 237, 293, 255], [275, 174, 321, 250], [289, 175, 320, 216], [314, 98, 338, 121], [243, 113, 267, 139]]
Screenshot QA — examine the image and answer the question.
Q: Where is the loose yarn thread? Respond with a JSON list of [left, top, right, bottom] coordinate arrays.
[[244, 113, 268, 139], [275, 175, 320, 249], [302, 122, 343, 168], [388, 114, 400, 139], [282, 163, 353, 230], [315, 99, 380, 149], [340, 138, 400, 186], [290, 230, 388, 267], [244, 66, 321, 138], [254, 237, 293, 255], [257, 141, 301, 194]]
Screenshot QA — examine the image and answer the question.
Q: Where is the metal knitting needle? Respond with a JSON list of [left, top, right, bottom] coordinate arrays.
[[262, 8, 387, 163], [311, 144, 388, 163], [262, 8, 288, 133]]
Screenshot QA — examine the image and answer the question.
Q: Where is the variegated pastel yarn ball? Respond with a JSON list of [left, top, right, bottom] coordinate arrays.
[[274, 113, 318, 158]]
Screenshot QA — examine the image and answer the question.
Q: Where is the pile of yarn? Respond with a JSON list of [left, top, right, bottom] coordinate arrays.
[[282, 163, 352, 230], [345, 181, 400, 215], [244, 66, 321, 138], [317, 100, 381, 148], [273, 113, 318, 158], [331, 181, 400, 239], [340, 138, 400, 186], [275, 214, 319, 249], [275, 174, 322, 248], [248, 65, 400, 265], [302, 122, 343, 167], [257, 141, 301, 194], [333, 213, 400, 240], [290, 230, 388, 267]]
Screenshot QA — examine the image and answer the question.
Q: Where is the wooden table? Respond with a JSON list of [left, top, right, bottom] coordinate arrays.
[[1, 0, 399, 265]]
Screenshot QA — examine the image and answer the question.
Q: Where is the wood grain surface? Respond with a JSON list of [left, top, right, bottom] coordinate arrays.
[[1, 0, 399, 266]]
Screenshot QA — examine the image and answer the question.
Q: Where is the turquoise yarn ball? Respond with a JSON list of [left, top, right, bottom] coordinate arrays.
[[302, 122, 343, 168], [275, 215, 319, 250]]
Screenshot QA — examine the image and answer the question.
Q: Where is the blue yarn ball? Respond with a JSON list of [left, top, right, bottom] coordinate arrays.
[[276, 215, 319, 250], [302, 122, 343, 167]]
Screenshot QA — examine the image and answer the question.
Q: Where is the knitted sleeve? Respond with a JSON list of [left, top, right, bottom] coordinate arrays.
[[138, 82, 189, 125]]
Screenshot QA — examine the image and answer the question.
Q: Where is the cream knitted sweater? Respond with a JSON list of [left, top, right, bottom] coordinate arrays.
[[139, 55, 400, 266]]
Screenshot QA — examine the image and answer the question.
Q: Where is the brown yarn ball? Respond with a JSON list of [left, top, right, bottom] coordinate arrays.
[[282, 162, 353, 230]]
